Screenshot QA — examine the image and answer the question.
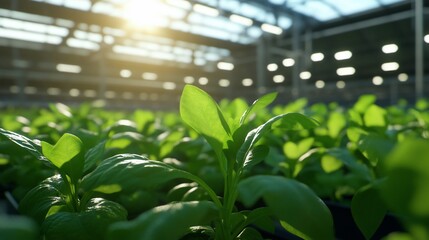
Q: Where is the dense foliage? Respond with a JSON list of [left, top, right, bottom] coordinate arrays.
[[1, 85, 429, 240]]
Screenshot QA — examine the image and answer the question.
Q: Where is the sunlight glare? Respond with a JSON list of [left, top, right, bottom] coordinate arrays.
[[122, 0, 169, 29]]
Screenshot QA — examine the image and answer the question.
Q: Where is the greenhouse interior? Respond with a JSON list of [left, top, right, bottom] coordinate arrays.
[[1, 0, 429, 240]]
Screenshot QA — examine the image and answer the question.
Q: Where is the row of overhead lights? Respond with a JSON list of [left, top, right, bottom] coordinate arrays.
[[270, 72, 409, 89], [266, 43, 404, 80], [184, 76, 254, 87], [9, 85, 168, 101]]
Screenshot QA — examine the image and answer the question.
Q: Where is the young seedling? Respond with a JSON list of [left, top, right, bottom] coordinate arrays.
[[104, 85, 334, 240]]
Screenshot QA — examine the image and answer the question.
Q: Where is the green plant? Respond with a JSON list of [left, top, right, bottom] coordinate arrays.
[[104, 85, 334, 239]]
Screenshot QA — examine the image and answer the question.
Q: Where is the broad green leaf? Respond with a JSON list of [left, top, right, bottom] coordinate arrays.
[[107, 201, 218, 240], [83, 140, 106, 173], [383, 232, 414, 240], [348, 109, 364, 126], [326, 148, 372, 182], [353, 94, 376, 114], [237, 113, 318, 169], [358, 133, 395, 167], [363, 105, 387, 129], [0, 215, 38, 240], [321, 154, 343, 173], [0, 128, 46, 161], [346, 127, 368, 143], [105, 132, 143, 150], [238, 176, 334, 240], [81, 154, 191, 194], [239, 92, 277, 125], [243, 145, 269, 171], [327, 111, 346, 138], [283, 138, 314, 160], [42, 198, 127, 240], [19, 175, 66, 224], [42, 133, 83, 181], [180, 85, 231, 174], [381, 139, 429, 219], [351, 182, 387, 240]]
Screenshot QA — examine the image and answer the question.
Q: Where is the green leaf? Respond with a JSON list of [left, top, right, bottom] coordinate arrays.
[[358, 133, 395, 167], [363, 105, 387, 129], [42, 133, 83, 180], [19, 175, 67, 224], [351, 182, 387, 240], [81, 154, 190, 194], [42, 198, 127, 240], [237, 113, 318, 170], [381, 139, 429, 219], [0, 128, 46, 161], [353, 94, 376, 114], [239, 92, 277, 125], [283, 138, 314, 160], [0, 215, 38, 240], [243, 145, 269, 171], [83, 140, 105, 173], [238, 176, 334, 240], [327, 112, 346, 138], [321, 154, 343, 173], [180, 85, 231, 174], [107, 201, 218, 240]]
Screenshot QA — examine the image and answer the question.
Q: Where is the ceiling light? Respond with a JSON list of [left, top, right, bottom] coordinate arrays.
[[382, 44, 398, 54], [424, 34, 429, 43], [315, 80, 325, 88], [219, 79, 230, 87], [198, 77, 208, 85], [229, 14, 253, 26], [162, 82, 176, 90], [56, 63, 82, 73], [184, 76, 195, 84], [267, 63, 278, 71], [242, 78, 253, 86], [372, 76, 383, 85], [334, 50, 352, 60], [261, 23, 283, 35], [336, 67, 355, 76], [311, 52, 324, 62], [381, 62, 399, 71], [120, 69, 132, 78], [398, 73, 408, 82], [193, 4, 219, 17], [142, 72, 158, 80], [47, 87, 61, 95], [336, 81, 346, 89], [69, 88, 80, 97], [300, 71, 311, 80], [282, 58, 295, 67], [84, 89, 97, 98], [217, 62, 234, 71], [273, 75, 285, 83]]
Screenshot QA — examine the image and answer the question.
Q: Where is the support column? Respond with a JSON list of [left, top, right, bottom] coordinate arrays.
[[256, 37, 267, 95], [291, 14, 302, 99], [415, 0, 424, 100]]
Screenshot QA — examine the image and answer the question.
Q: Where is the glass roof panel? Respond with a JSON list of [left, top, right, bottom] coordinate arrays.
[[323, 0, 380, 15], [290, 1, 339, 21], [379, 0, 404, 4]]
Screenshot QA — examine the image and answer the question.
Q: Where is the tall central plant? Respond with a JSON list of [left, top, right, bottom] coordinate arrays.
[[174, 85, 334, 239]]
